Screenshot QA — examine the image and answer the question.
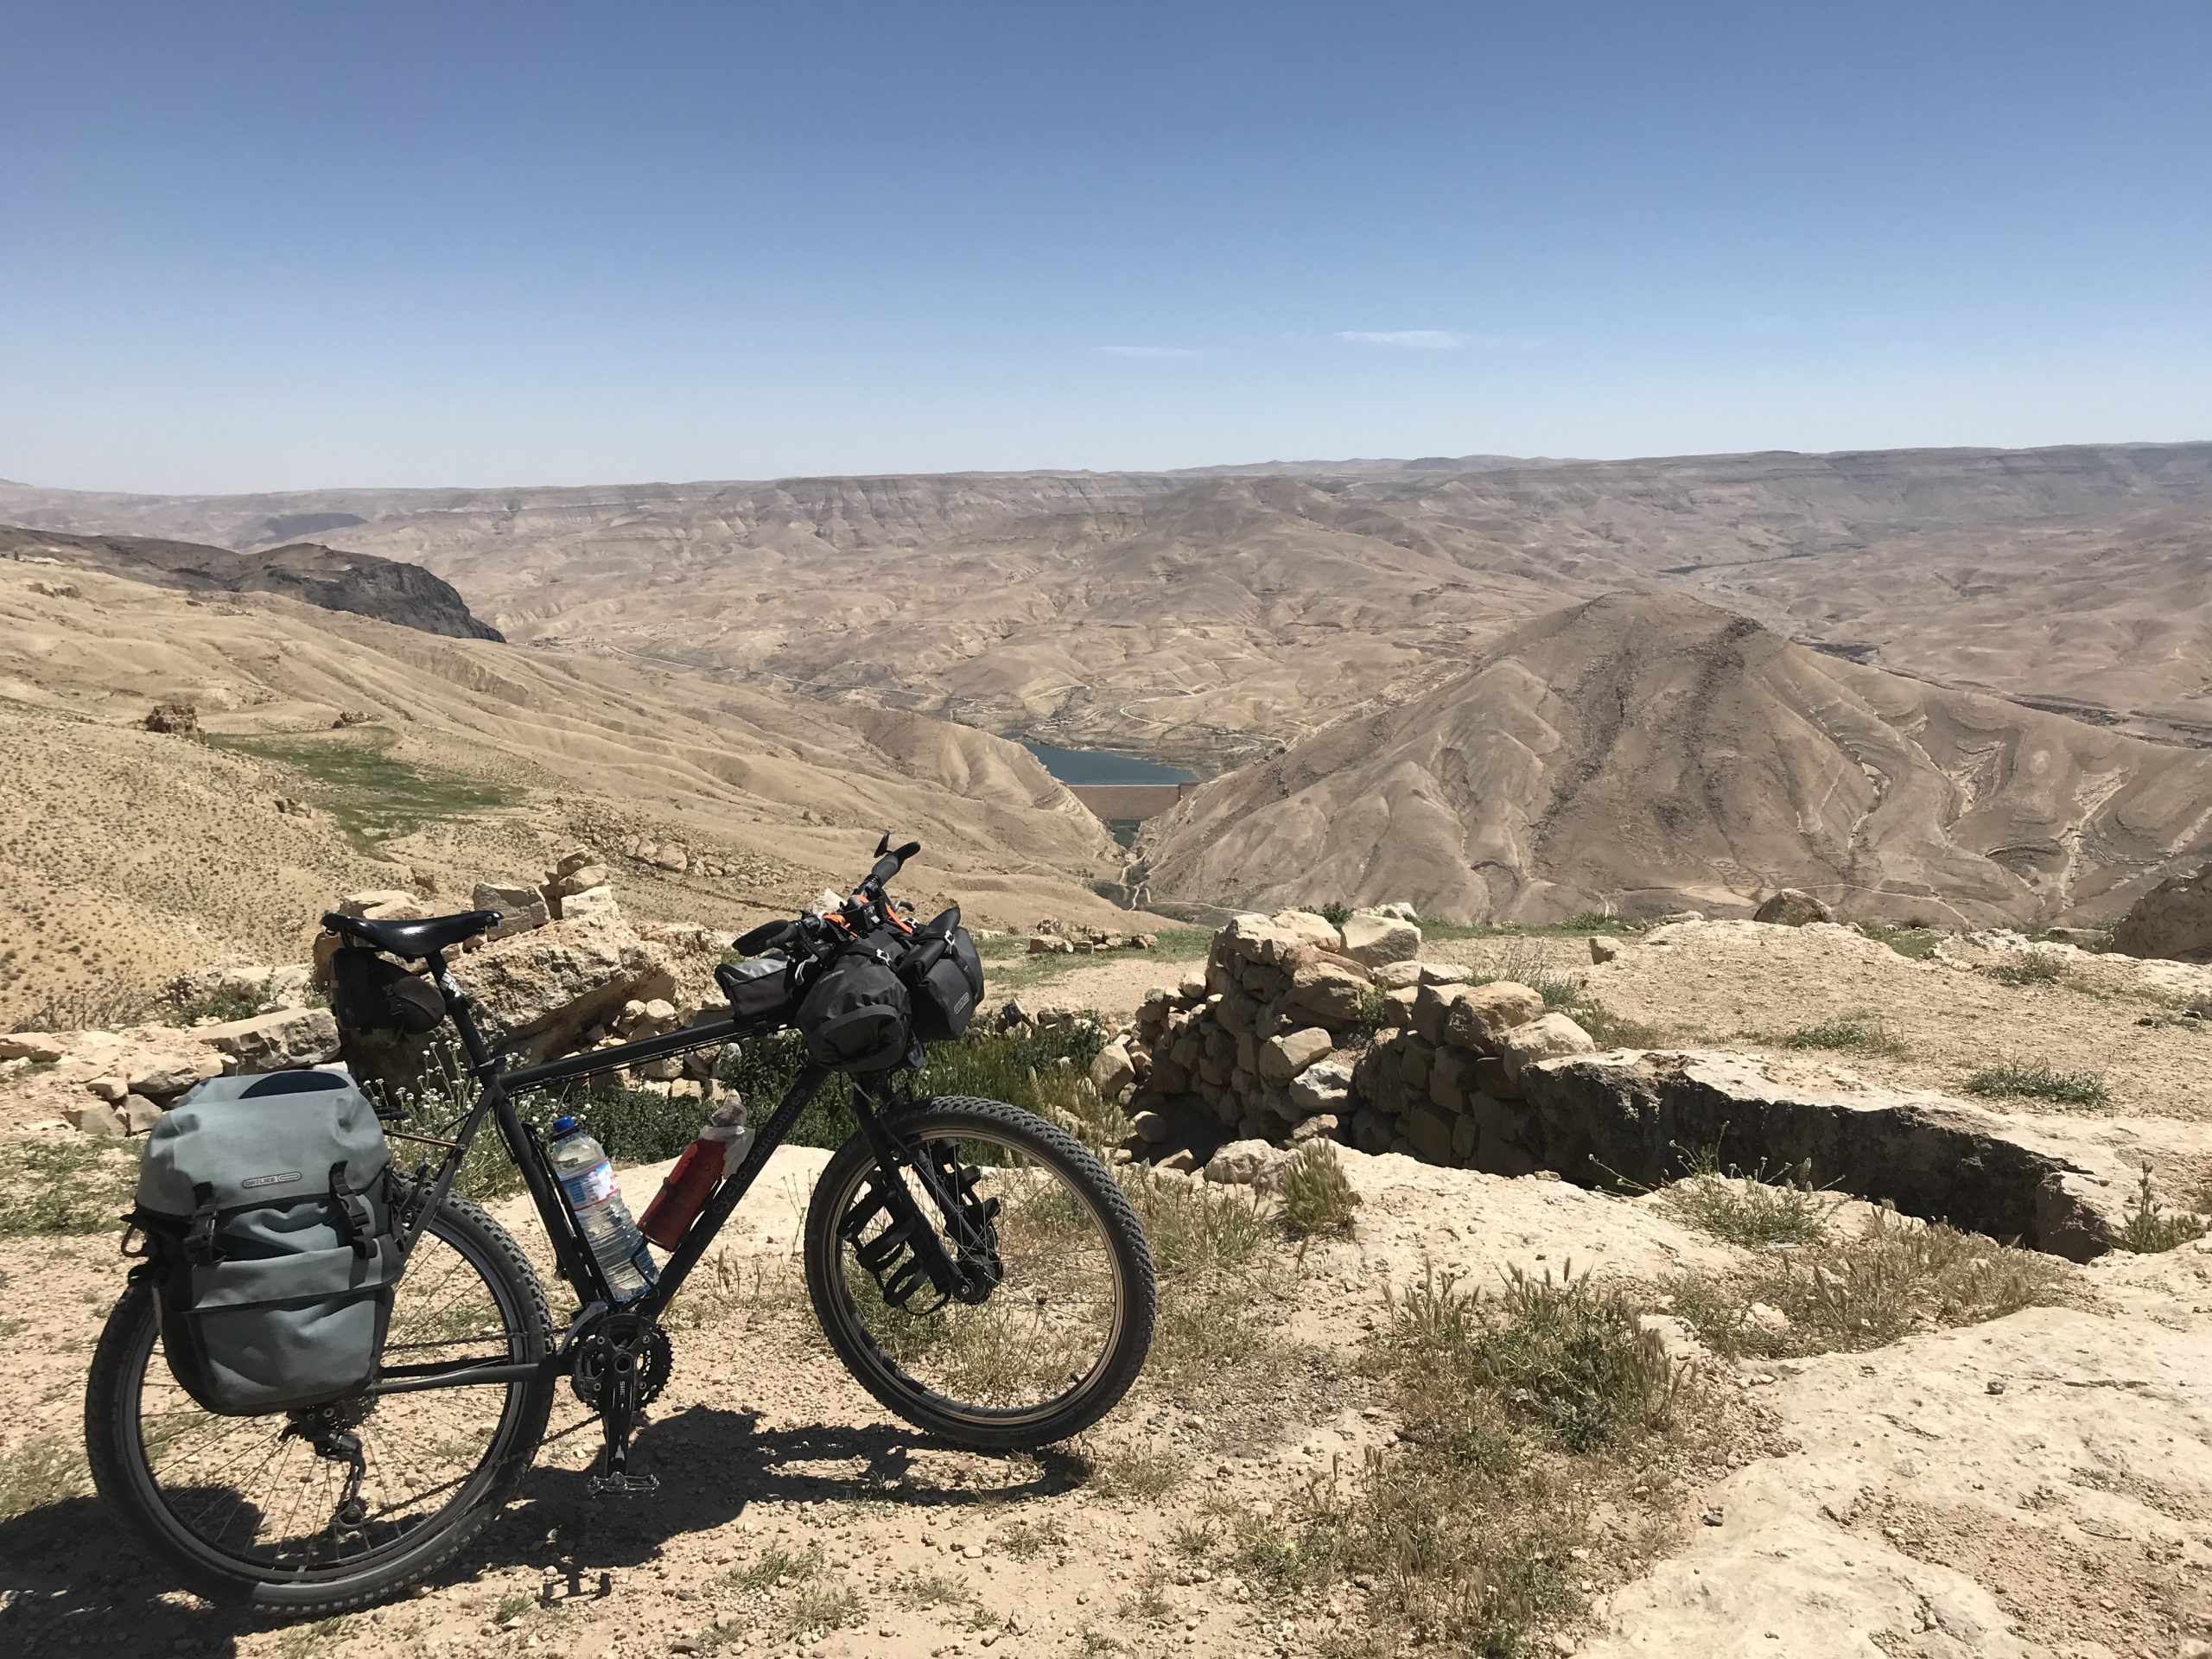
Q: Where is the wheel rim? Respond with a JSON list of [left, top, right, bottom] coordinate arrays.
[[114, 1212, 534, 1584], [822, 1122, 1128, 1427]]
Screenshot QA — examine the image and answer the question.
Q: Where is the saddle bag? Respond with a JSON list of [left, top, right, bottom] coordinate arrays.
[[130, 1071, 400, 1416], [793, 940, 912, 1073], [901, 911, 984, 1044], [328, 944, 446, 1037]]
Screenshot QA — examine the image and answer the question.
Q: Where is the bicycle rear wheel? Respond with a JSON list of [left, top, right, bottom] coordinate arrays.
[[804, 1095, 1155, 1450], [84, 1189, 553, 1613]]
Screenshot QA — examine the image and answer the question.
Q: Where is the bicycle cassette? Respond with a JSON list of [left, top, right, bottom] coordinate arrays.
[[569, 1321, 673, 1410]]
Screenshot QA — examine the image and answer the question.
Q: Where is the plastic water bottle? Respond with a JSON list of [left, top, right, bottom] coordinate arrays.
[[639, 1099, 752, 1249], [549, 1116, 658, 1303]]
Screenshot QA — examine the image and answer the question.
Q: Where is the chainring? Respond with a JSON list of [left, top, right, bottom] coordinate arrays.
[[569, 1322, 673, 1411]]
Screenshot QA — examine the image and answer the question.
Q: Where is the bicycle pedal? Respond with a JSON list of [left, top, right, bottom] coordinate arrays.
[[587, 1471, 661, 1497]]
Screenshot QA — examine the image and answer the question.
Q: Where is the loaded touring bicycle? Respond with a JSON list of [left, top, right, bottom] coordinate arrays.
[[85, 836, 1156, 1612]]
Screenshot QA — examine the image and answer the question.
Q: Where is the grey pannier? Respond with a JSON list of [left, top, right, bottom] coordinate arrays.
[[131, 1070, 399, 1416]]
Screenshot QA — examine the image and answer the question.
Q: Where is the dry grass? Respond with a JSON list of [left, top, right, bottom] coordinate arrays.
[[1669, 1207, 2071, 1358], [1985, 951, 2069, 988], [0, 1136, 136, 1237], [1212, 1265, 1699, 1656], [2117, 1165, 2210, 1254], [1778, 1010, 1909, 1058], [1654, 1144, 1841, 1249], [0, 1438, 89, 1522], [1279, 1141, 1361, 1236]]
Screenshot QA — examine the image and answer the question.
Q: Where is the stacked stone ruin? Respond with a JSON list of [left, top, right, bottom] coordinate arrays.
[[1119, 906, 1598, 1173]]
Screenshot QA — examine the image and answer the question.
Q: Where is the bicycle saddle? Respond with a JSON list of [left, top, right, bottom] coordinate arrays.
[[321, 909, 502, 958]]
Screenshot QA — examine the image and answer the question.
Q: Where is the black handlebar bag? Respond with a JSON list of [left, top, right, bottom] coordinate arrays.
[[902, 915, 985, 1043], [130, 1071, 399, 1416], [794, 942, 912, 1073]]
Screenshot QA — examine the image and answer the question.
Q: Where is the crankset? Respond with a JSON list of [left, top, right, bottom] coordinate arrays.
[[571, 1312, 669, 1497], [569, 1320, 673, 1411]]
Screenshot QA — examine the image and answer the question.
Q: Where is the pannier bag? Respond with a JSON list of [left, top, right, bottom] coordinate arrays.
[[715, 953, 795, 1027], [328, 943, 446, 1037], [902, 911, 984, 1043], [131, 1070, 399, 1416], [794, 942, 912, 1073]]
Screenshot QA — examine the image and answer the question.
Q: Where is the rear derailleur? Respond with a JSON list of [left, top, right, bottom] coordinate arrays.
[[569, 1309, 672, 1496], [284, 1396, 373, 1535]]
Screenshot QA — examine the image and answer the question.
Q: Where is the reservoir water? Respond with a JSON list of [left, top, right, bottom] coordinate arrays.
[[1020, 740, 1198, 785]]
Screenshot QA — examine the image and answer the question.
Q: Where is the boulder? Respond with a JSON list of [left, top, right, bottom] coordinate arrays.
[[552, 849, 601, 879], [199, 1007, 341, 1072], [560, 885, 620, 921], [1418, 962, 1474, 986], [1287, 957, 1370, 1026], [1410, 982, 1472, 1045], [1205, 1138, 1290, 1188], [143, 700, 202, 738], [1753, 889, 1835, 927], [454, 911, 677, 1066], [1090, 1042, 1137, 1098], [1370, 959, 1424, 991], [1287, 1057, 1353, 1116], [1259, 1027, 1334, 1082], [1403, 1103, 1458, 1165], [0, 1033, 67, 1064], [1496, 1012, 1597, 1082], [129, 1049, 224, 1101], [1589, 936, 1621, 964], [1338, 911, 1422, 968], [2109, 860, 2212, 963], [1128, 1109, 1173, 1145], [1219, 913, 1313, 967], [1270, 910, 1344, 951], [473, 880, 551, 940], [1440, 982, 1546, 1052], [340, 888, 425, 922], [67, 1100, 129, 1138], [119, 1094, 163, 1134]]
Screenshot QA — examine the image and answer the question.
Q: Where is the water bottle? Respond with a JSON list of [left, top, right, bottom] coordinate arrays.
[[639, 1099, 753, 1249], [549, 1116, 658, 1303]]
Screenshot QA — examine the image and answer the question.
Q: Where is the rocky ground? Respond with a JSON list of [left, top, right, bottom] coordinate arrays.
[[3, 916, 2211, 1656]]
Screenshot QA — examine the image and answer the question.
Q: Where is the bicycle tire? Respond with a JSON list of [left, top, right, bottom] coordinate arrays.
[[85, 1189, 554, 1614], [804, 1095, 1155, 1450]]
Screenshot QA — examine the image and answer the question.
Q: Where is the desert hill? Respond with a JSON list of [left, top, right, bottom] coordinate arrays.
[[5, 441, 2208, 761], [1135, 591, 2212, 925], [0, 523, 501, 641], [0, 556, 1135, 1025]]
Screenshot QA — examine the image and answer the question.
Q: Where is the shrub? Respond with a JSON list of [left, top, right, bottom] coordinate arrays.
[[1780, 1012, 1907, 1058], [2117, 1166, 2209, 1254], [1986, 951, 2067, 988], [1279, 1141, 1360, 1236], [1961, 1061, 2108, 1108], [1656, 1143, 1839, 1248], [1319, 901, 1353, 929]]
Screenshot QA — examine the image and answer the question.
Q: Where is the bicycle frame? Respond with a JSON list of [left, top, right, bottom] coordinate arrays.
[[369, 950, 860, 1399]]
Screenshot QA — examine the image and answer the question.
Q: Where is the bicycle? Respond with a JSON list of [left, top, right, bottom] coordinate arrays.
[[83, 836, 1156, 1612]]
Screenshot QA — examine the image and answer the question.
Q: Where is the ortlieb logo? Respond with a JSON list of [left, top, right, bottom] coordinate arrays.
[[241, 1171, 304, 1190]]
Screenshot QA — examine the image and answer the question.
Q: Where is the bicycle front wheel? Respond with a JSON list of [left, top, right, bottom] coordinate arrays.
[[804, 1095, 1155, 1450], [84, 1189, 553, 1613]]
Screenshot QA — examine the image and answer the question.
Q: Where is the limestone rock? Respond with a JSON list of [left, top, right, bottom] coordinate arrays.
[[1410, 982, 1473, 1045], [67, 1099, 128, 1137], [1090, 1042, 1136, 1098], [129, 1049, 224, 1101], [1287, 1057, 1353, 1116], [1270, 910, 1344, 950], [1205, 1139, 1290, 1187], [560, 884, 620, 921], [456, 911, 677, 1065], [1440, 982, 1546, 1051], [1287, 957, 1370, 1025], [473, 880, 551, 940], [1338, 910, 1421, 968], [1259, 1027, 1333, 1082], [549, 864, 612, 900], [1589, 936, 1621, 964], [1128, 1109, 1172, 1145], [1496, 1012, 1596, 1081], [1370, 959, 1424, 991], [2109, 859, 2212, 963], [199, 1007, 341, 1072], [143, 700, 202, 738], [0, 1033, 67, 1064], [1417, 962, 1474, 986], [340, 888, 424, 922], [119, 1094, 163, 1134], [1753, 889, 1835, 927]]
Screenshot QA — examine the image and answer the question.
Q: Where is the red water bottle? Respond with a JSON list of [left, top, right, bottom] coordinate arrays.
[[639, 1100, 751, 1248]]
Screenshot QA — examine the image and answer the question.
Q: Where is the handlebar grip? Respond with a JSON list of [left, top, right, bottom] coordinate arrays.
[[733, 918, 799, 957]]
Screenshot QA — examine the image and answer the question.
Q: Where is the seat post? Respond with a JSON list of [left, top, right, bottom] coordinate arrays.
[[422, 951, 496, 1072]]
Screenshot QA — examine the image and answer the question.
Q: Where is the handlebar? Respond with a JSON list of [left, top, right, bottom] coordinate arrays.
[[728, 835, 923, 962]]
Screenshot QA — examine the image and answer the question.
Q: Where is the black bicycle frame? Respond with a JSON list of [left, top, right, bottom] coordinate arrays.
[[371, 950, 847, 1397]]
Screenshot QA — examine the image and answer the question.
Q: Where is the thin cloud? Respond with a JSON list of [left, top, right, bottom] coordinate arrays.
[[1096, 345, 1203, 359], [1335, 329, 1542, 352]]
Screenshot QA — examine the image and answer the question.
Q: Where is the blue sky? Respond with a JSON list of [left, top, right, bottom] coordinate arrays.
[[4, 1, 2209, 492]]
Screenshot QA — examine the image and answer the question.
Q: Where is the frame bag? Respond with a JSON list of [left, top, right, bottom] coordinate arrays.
[[130, 1071, 399, 1416], [794, 941, 912, 1073]]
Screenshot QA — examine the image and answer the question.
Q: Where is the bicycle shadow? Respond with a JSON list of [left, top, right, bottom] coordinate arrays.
[[0, 1408, 1084, 1646]]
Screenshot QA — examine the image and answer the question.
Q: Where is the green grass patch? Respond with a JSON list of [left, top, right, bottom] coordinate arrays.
[[1985, 951, 2069, 988], [0, 1137, 136, 1236], [1778, 1011, 1908, 1058], [1860, 924, 1945, 960], [1649, 1141, 1840, 1249], [1961, 1061, 2109, 1108], [209, 727, 520, 847]]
